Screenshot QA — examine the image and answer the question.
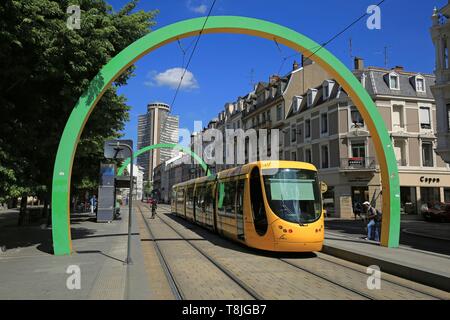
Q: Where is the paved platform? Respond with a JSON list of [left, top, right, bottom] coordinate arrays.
[[323, 231, 450, 292], [325, 218, 450, 256], [0, 206, 153, 299], [1, 205, 449, 299]]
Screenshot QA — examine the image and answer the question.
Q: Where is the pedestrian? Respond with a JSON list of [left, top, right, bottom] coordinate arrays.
[[353, 202, 363, 220], [90, 195, 97, 214], [362, 201, 380, 241], [151, 198, 157, 219]]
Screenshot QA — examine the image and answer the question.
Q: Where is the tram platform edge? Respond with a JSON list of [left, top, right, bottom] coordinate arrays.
[[322, 233, 450, 292]]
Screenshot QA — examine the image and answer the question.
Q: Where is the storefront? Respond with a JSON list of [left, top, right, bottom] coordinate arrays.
[[399, 172, 450, 215], [400, 186, 417, 215]]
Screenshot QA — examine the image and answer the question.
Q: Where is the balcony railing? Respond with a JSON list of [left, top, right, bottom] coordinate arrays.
[[340, 157, 376, 170]]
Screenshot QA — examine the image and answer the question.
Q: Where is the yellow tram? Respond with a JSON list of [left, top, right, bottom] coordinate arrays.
[[171, 161, 325, 252]]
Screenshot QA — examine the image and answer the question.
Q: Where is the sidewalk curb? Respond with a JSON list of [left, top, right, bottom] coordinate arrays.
[[321, 244, 450, 292], [402, 229, 450, 242]]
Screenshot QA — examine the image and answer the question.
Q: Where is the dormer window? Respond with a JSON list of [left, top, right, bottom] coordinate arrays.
[[293, 96, 302, 112], [307, 89, 318, 107], [415, 76, 426, 93], [323, 80, 334, 100], [389, 72, 400, 90], [361, 73, 367, 88]]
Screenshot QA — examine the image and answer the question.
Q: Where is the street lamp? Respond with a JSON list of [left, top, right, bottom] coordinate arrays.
[[109, 141, 133, 265]]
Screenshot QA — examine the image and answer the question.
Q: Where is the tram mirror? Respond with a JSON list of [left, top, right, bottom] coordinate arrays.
[[320, 181, 328, 194]]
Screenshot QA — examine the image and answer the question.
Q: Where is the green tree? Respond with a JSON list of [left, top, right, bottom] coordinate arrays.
[[0, 0, 158, 221]]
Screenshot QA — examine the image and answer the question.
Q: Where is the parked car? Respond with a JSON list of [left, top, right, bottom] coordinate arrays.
[[421, 202, 450, 222]]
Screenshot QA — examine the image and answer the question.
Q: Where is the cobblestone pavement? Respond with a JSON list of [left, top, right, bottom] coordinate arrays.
[[139, 204, 449, 300], [138, 205, 253, 300]]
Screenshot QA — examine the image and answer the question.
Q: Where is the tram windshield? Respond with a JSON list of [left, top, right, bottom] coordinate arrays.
[[263, 168, 322, 224]]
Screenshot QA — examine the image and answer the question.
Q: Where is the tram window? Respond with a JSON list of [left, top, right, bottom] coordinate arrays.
[[172, 189, 177, 201], [177, 189, 184, 203], [186, 187, 194, 210], [204, 184, 214, 215], [236, 180, 245, 216], [262, 168, 321, 224], [217, 181, 236, 218], [196, 185, 205, 213], [250, 167, 268, 236]]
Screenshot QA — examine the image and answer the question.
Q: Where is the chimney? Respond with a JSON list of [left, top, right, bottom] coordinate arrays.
[[269, 75, 280, 84], [293, 60, 300, 71], [354, 57, 364, 71]]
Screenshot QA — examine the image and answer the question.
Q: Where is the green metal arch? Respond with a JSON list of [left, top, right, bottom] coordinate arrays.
[[116, 143, 211, 177], [51, 16, 400, 255]]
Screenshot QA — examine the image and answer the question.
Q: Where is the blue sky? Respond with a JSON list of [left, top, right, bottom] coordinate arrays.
[[106, 0, 447, 147]]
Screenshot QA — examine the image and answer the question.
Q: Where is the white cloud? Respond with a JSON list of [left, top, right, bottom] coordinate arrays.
[[187, 1, 208, 14], [191, 4, 207, 14], [146, 68, 199, 90]]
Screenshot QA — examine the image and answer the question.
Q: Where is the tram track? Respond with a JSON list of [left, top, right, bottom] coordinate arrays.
[[138, 204, 263, 300], [149, 205, 373, 300], [137, 205, 184, 300], [313, 255, 445, 300], [278, 258, 375, 300], [149, 204, 447, 300]]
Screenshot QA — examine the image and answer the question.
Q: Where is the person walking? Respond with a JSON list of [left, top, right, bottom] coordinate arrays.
[[362, 201, 380, 241], [90, 195, 97, 214], [151, 198, 157, 219]]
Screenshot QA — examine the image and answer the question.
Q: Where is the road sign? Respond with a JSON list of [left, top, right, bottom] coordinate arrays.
[[104, 139, 133, 159]]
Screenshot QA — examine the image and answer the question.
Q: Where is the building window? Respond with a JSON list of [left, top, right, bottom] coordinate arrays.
[[323, 83, 330, 100], [443, 38, 449, 69], [276, 105, 283, 121], [394, 140, 407, 166], [400, 187, 417, 215], [321, 145, 329, 169], [420, 187, 440, 207], [419, 107, 431, 129], [416, 77, 425, 92], [305, 149, 312, 163], [307, 89, 317, 107], [389, 73, 400, 90], [291, 151, 297, 161], [392, 105, 404, 131], [291, 125, 297, 142], [422, 142, 434, 167], [321, 113, 328, 134], [447, 104, 450, 131], [351, 108, 364, 127], [351, 142, 366, 158], [293, 96, 302, 112], [445, 188, 450, 203], [305, 119, 311, 138]]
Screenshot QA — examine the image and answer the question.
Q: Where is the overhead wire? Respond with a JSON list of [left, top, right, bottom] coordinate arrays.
[[170, 0, 218, 110]]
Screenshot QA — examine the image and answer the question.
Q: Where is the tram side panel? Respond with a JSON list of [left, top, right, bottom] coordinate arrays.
[[242, 167, 276, 251], [193, 182, 215, 230], [215, 179, 239, 240]]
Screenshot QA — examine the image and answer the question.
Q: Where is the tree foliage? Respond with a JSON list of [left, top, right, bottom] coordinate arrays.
[[0, 0, 158, 203]]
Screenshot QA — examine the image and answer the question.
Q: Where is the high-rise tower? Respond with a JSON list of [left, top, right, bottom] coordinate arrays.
[[137, 102, 179, 183]]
